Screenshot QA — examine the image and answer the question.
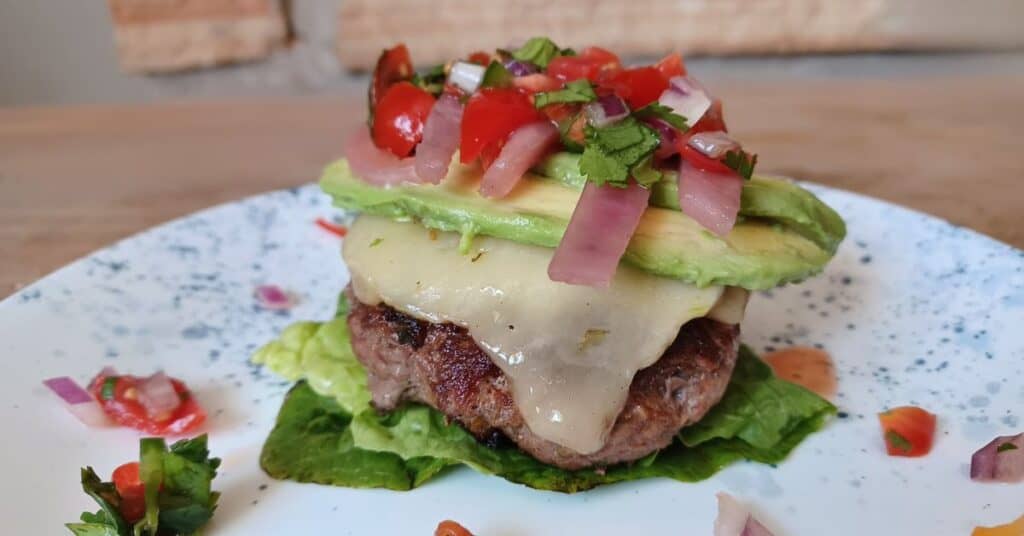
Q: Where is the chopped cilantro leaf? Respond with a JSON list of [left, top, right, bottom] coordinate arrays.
[[885, 430, 913, 453], [560, 47, 578, 56], [100, 377, 118, 400], [410, 64, 446, 96], [723, 149, 758, 180], [557, 113, 585, 153], [512, 37, 561, 68], [534, 80, 596, 108], [480, 61, 513, 89], [634, 102, 688, 130], [629, 155, 663, 187], [997, 442, 1019, 453], [578, 117, 660, 187]]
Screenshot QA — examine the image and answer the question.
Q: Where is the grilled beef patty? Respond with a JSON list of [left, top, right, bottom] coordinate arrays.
[[345, 288, 739, 470]]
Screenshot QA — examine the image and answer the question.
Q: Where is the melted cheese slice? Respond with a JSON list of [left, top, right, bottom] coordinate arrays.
[[345, 215, 724, 454]]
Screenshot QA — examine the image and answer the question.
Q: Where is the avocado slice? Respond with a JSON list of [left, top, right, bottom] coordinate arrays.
[[320, 157, 843, 290], [535, 152, 846, 255]]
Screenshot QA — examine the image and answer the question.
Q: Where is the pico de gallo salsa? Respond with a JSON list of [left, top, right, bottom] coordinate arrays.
[[345, 36, 758, 288]]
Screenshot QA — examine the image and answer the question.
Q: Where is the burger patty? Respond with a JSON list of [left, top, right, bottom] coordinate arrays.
[[345, 288, 740, 470]]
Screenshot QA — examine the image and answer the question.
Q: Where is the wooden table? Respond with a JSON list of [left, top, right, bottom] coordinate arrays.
[[2, 76, 1022, 298]]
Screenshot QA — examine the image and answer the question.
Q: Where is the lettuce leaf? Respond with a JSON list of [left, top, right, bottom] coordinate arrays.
[[255, 319, 835, 493], [260, 382, 452, 491]]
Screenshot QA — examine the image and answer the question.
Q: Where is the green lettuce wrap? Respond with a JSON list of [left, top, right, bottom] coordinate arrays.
[[252, 297, 835, 493]]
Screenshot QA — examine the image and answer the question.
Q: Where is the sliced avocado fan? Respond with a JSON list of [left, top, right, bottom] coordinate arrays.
[[320, 153, 845, 290]]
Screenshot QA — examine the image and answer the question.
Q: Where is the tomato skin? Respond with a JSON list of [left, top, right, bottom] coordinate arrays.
[[435, 520, 473, 536], [538, 102, 577, 124], [878, 406, 936, 457], [467, 51, 491, 65], [547, 46, 621, 82], [691, 99, 727, 134], [370, 44, 414, 113], [654, 52, 687, 79], [371, 82, 436, 157], [112, 462, 146, 523], [680, 145, 734, 175], [88, 373, 206, 436], [459, 88, 542, 164], [599, 66, 669, 109], [512, 73, 562, 94]]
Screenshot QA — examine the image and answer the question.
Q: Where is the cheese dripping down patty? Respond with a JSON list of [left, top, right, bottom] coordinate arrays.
[[344, 215, 748, 454]]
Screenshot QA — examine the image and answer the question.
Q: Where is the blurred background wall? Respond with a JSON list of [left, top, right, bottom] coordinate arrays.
[[2, 0, 1023, 107]]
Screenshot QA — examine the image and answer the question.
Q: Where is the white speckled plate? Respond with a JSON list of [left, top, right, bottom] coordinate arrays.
[[2, 184, 1021, 535]]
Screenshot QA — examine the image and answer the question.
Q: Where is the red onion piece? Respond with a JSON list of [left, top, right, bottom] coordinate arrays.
[[480, 121, 559, 198], [642, 117, 680, 158], [504, 60, 538, 76], [659, 75, 713, 126], [415, 93, 464, 184], [67, 403, 113, 427], [344, 128, 420, 186], [137, 371, 181, 420], [689, 131, 740, 159], [971, 432, 1024, 483], [548, 181, 650, 287], [255, 284, 296, 311], [715, 493, 776, 536], [584, 94, 629, 127], [741, 518, 775, 536], [678, 159, 743, 237], [43, 376, 111, 427], [44, 377, 93, 405]]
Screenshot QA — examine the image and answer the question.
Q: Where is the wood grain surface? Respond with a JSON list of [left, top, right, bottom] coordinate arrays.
[[1, 76, 1022, 298]]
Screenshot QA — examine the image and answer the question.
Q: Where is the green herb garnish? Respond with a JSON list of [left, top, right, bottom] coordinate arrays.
[[65, 435, 220, 536], [100, 377, 118, 400], [578, 117, 661, 187], [724, 149, 758, 181], [533, 80, 596, 108], [480, 60, 513, 89], [633, 101, 688, 130], [511, 37, 562, 68], [885, 430, 914, 453], [410, 64, 446, 96], [997, 442, 1019, 453]]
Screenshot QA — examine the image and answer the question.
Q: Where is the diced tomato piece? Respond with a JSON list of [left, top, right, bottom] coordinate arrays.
[[370, 44, 414, 112], [654, 52, 687, 79], [467, 51, 491, 65], [547, 46, 621, 82], [315, 218, 347, 237], [538, 102, 577, 123], [435, 520, 474, 536], [878, 406, 937, 457], [679, 145, 734, 175], [371, 82, 436, 157], [512, 73, 562, 94], [88, 372, 206, 436], [562, 113, 586, 148], [112, 462, 146, 523], [460, 87, 542, 164], [972, 514, 1024, 536], [599, 66, 669, 109], [691, 99, 727, 134]]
